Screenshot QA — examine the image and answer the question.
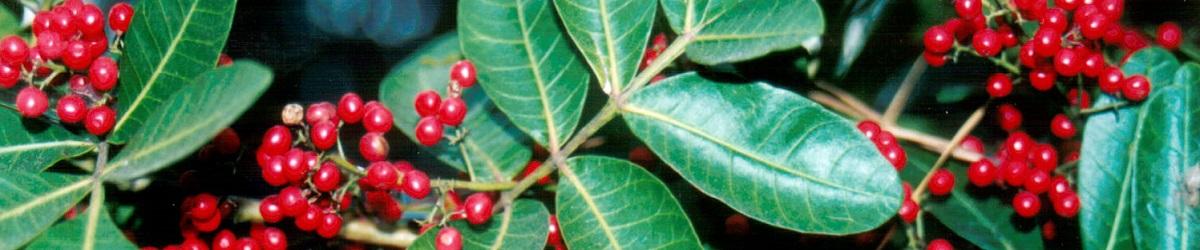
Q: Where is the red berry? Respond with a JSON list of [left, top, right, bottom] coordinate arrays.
[[929, 169, 955, 196], [313, 162, 342, 192], [49, 9, 76, 37], [968, 159, 997, 187], [875, 131, 897, 148], [464, 193, 494, 225], [1030, 65, 1057, 91], [108, 3, 134, 33], [923, 51, 947, 67], [1025, 169, 1052, 194], [1042, 220, 1057, 240], [84, 105, 115, 136], [90, 57, 119, 92], [338, 93, 365, 124], [996, 104, 1023, 131], [725, 214, 749, 236], [1049, 176, 1072, 200], [998, 25, 1018, 48], [927, 239, 953, 250], [438, 97, 467, 126], [181, 238, 208, 250], [972, 28, 1001, 57], [235, 238, 258, 250], [1053, 48, 1082, 76], [366, 162, 398, 190], [986, 73, 1012, 98], [1032, 28, 1062, 58], [316, 212, 342, 238], [1012, 191, 1041, 218], [1099, 66, 1124, 94], [310, 121, 338, 150], [257, 227, 287, 250], [414, 90, 441, 117], [0, 36, 28, 64], [278, 186, 308, 217], [415, 116, 444, 146], [1040, 8, 1069, 32], [305, 102, 338, 125], [218, 54, 233, 66], [450, 60, 477, 88], [1053, 191, 1079, 218], [881, 144, 907, 171], [1079, 13, 1110, 40], [955, 0, 982, 18], [1082, 53, 1105, 78], [1002, 160, 1029, 187], [260, 125, 292, 156], [1157, 22, 1183, 50], [282, 149, 309, 183], [1098, 0, 1124, 20], [85, 35, 108, 59], [1122, 75, 1151, 102], [1019, 42, 1038, 68], [1031, 143, 1060, 172], [1123, 28, 1150, 51], [547, 215, 564, 247], [1006, 132, 1034, 160], [961, 135, 985, 154], [1056, 0, 1080, 9], [259, 195, 284, 223], [16, 87, 49, 118], [192, 211, 221, 232], [1050, 114, 1076, 139], [436, 227, 463, 250], [295, 205, 321, 231], [214, 128, 241, 155], [924, 26, 954, 53], [0, 64, 18, 89], [363, 105, 394, 133], [190, 193, 219, 220], [213, 229, 237, 250], [898, 199, 919, 223], [36, 31, 65, 60], [359, 132, 390, 162], [56, 94, 87, 124], [857, 120, 882, 140], [62, 40, 92, 71], [260, 156, 287, 186], [401, 170, 431, 199], [76, 5, 105, 38]]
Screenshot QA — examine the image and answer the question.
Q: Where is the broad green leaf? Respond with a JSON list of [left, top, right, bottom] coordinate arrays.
[[1121, 47, 1180, 86], [835, 0, 891, 78], [0, 110, 95, 171], [621, 73, 900, 234], [0, 7, 17, 36], [27, 192, 136, 250], [410, 199, 550, 250], [554, 0, 657, 92], [103, 62, 273, 181], [380, 33, 532, 181], [458, 0, 591, 147], [556, 156, 701, 249], [1129, 67, 1200, 250], [1078, 94, 1139, 250], [0, 172, 94, 249], [111, 0, 238, 143], [900, 147, 1043, 250], [660, 0, 825, 65]]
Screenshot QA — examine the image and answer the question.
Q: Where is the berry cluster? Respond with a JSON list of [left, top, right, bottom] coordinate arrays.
[[4, 0, 134, 136], [413, 60, 475, 146], [140, 194, 289, 250], [856, 120, 907, 171]]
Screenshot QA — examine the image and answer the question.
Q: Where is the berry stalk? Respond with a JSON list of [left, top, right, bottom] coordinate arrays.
[[910, 104, 988, 205]]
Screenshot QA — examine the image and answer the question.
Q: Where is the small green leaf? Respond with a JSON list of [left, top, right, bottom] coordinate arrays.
[[110, 0, 238, 143], [1078, 94, 1139, 250], [103, 62, 273, 181], [1129, 68, 1200, 250], [458, 0, 591, 148], [0, 172, 94, 249], [900, 147, 1043, 250], [835, 0, 891, 78], [0, 110, 95, 171], [380, 33, 532, 181], [621, 73, 901, 235], [27, 195, 136, 250], [556, 156, 701, 249], [409, 200, 551, 250], [554, 0, 657, 92], [660, 0, 825, 65]]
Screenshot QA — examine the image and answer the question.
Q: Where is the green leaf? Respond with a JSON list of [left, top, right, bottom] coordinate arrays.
[[409, 200, 551, 250], [835, 0, 891, 77], [620, 73, 901, 234], [1128, 66, 1200, 250], [554, 0, 657, 92], [0, 110, 95, 171], [26, 195, 136, 250], [899, 147, 1043, 250], [1078, 94, 1139, 250], [0, 7, 17, 36], [0, 172, 94, 249], [1120, 47, 1180, 87], [103, 62, 273, 181], [380, 33, 532, 182], [458, 0, 591, 148], [110, 0, 238, 143], [660, 0, 825, 65], [556, 156, 701, 249]]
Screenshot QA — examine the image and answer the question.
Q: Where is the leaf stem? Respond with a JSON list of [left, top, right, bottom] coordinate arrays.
[[327, 155, 366, 176], [911, 103, 988, 205], [431, 179, 516, 191], [881, 58, 927, 126], [1078, 101, 1129, 115]]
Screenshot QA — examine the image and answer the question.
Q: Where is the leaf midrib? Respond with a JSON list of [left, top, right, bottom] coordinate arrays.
[[0, 140, 93, 154], [621, 104, 884, 199], [103, 94, 222, 177], [597, 0, 621, 91], [1105, 153, 1135, 250], [0, 178, 92, 221], [560, 165, 622, 249], [488, 205, 516, 250], [112, 0, 202, 134], [515, 0, 563, 148]]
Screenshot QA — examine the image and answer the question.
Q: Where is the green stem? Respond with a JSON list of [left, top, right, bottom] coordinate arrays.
[[327, 155, 366, 176], [953, 44, 1020, 74], [1078, 101, 1129, 115], [431, 179, 516, 191]]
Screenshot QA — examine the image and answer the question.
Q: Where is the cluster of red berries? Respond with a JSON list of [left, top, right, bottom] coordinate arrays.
[[971, 108, 1080, 219], [413, 60, 475, 146], [856, 120, 907, 171], [4, 0, 133, 136], [359, 160, 433, 223], [422, 190, 497, 250], [141, 194, 288, 250], [641, 33, 669, 84], [923, 0, 1181, 104]]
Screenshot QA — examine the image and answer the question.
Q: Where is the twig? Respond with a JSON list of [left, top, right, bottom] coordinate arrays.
[[808, 92, 985, 163], [430, 179, 515, 191], [875, 222, 898, 250], [1078, 101, 1129, 115], [882, 58, 927, 126], [815, 81, 882, 121], [809, 91, 866, 120], [911, 104, 988, 205]]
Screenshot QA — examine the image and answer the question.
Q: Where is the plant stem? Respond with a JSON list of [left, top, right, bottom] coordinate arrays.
[[808, 90, 985, 163], [327, 155, 366, 176], [619, 31, 696, 98], [431, 179, 516, 191], [882, 58, 927, 126], [816, 81, 882, 120], [953, 44, 1020, 74], [1079, 101, 1129, 115], [912, 104, 988, 205]]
